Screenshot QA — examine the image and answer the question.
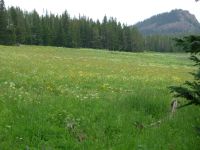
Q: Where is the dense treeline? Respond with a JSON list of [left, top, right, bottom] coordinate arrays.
[[0, 0, 180, 52], [0, 3, 144, 51], [144, 35, 179, 52]]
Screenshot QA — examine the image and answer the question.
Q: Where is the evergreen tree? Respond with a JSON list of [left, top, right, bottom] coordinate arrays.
[[23, 12, 32, 44], [31, 10, 42, 45], [0, 0, 7, 44], [122, 26, 132, 51], [90, 20, 101, 48], [61, 11, 71, 47], [5, 11, 16, 45], [116, 22, 123, 50], [55, 19, 65, 46], [8, 7, 26, 44], [70, 18, 81, 48], [101, 15, 108, 49], [130, 27, 144, 52], [170, 35, 200, 107], [106, 17, 119, 50]]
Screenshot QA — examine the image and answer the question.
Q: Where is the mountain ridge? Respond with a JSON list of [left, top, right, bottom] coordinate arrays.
[[135, 9, 200, 35]]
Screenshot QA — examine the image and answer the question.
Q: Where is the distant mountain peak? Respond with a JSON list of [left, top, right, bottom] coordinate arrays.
[[135, 9, 200, 35]]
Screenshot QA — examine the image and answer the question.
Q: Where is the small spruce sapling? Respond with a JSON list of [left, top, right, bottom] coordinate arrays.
[[170, 35, 200, 108]]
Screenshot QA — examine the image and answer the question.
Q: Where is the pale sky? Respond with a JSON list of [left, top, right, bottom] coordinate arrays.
[[5, 0, 200, 25]]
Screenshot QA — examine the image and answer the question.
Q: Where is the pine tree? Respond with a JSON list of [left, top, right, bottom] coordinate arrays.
[[170, 35, 200, 107], [8, 7, 26, 44], [122, 26, 132, 51], [130, 27, 144, 52], [0, 0, 7, 44], [30, 10, 42, 45]]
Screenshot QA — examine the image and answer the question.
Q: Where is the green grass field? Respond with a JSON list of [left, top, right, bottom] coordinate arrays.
[[0, 45, 199, 149]]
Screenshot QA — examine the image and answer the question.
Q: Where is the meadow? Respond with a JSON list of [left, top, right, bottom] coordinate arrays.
[[0, 45, 199, 149]]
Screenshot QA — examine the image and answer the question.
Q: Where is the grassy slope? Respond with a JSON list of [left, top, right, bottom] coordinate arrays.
[[0, 45, 199, 149]]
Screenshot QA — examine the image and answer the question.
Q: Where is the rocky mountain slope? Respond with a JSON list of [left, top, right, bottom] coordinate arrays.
[[135, 9, 200, 35]]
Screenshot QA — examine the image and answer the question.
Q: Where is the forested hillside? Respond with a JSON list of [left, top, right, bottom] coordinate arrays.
[[135, 9, 200, 35]]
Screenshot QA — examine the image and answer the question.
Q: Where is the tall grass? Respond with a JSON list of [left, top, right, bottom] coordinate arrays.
[[0, 45, 199, 149]]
